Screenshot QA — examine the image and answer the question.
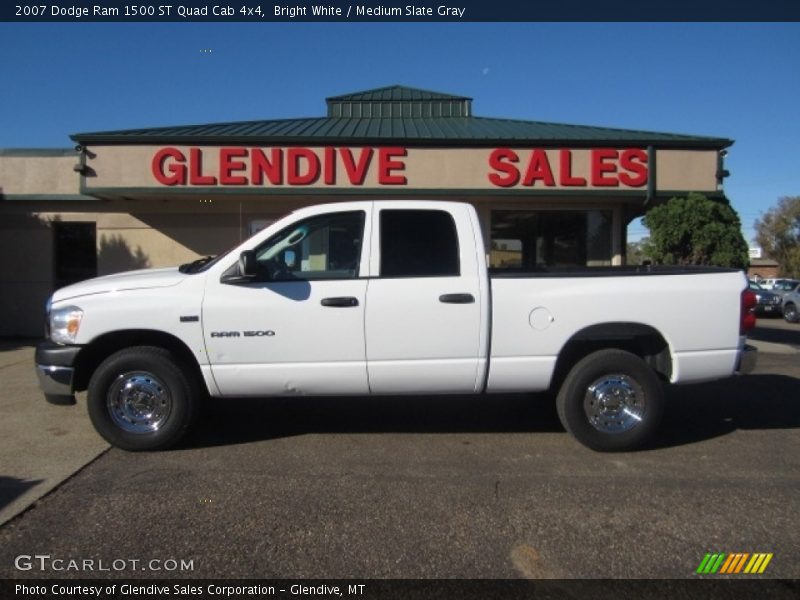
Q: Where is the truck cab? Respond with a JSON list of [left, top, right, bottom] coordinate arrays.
[[202, 201, 489, 397]]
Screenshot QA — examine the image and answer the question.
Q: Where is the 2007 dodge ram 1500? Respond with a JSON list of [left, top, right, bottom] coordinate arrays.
[[36, 200, 758, 451]]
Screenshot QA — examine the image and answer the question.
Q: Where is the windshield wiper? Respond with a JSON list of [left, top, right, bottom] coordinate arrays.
[[179, 256, 214, 274]]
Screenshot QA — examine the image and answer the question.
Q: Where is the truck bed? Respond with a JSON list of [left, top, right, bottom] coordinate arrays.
[[486, 268, 747, 393]]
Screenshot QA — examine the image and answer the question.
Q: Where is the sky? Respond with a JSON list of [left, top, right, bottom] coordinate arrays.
[[1, 22, 797, 243]]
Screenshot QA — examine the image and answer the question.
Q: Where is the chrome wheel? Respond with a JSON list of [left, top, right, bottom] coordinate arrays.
[[584, 374, 645, 434], [107, 371, 172, 434], [785, 304, 798, 323]]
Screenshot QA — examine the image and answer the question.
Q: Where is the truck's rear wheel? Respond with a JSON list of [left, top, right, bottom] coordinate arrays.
[[556, 349, 664, 451], [88, 346, 197, 451]]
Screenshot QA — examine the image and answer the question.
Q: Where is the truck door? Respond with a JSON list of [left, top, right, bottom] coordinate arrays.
[[203, 209, 371, 396], [365, 205, 485, 394]]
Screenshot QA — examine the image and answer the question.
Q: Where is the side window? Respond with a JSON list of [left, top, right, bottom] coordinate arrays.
[[253, 211, 365, 281], [380, 209, 460, 278]]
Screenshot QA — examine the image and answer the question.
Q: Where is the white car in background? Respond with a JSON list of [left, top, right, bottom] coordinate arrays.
[[755, 278, 778, 289]]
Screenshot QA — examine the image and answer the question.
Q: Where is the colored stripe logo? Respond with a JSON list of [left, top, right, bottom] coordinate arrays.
[[696, 553, 773, 574]]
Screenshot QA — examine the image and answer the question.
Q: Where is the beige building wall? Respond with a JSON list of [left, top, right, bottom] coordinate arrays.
[[0, 213, 54, 336], [0, 153, 81, 196], [95, 213, 240, 274], [655, 149, 718, 192]]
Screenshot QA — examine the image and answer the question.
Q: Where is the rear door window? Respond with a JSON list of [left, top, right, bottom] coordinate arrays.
[[379, 210, 460, 278]]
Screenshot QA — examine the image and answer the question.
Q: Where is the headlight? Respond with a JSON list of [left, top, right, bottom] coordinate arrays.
[[50, 305, 83, 345]]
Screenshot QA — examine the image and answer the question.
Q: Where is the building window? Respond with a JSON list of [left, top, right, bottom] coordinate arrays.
[[490, 210, 612, 270]]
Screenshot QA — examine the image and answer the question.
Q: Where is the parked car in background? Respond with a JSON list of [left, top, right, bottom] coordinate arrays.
[[783, 286, 800, 323], [748, 282, 783, 317], [771, 279, 800, 296]]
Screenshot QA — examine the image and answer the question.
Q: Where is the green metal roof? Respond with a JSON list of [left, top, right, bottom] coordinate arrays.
[[326, 85, 473, 118], [72, 85, 732, 149], [326, 85, 471, 102]]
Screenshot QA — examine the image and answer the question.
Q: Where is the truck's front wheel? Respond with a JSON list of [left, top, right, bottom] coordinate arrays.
[[556, 349, 664, 452], [87, 346, 197, 451]]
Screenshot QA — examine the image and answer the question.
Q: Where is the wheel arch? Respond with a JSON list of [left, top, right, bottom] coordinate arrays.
[[73, 329, 204, 393], [551, 322, 672, 392]]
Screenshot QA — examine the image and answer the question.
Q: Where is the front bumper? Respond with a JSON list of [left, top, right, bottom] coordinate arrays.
[[735, 343, 758, 375], [35, 342, 81, 404]]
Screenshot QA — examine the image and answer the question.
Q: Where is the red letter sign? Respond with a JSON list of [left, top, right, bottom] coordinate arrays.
[[189, 147, 217, 186], [559, 149, 587, 186], [341, 148, 373, 185], [591, 149, 619, 187], [251, 148, 283, 185], [152, 147, 187, 186], [619, 149, 648, 187], [522, 149, 555, 186], [488, 148, 520, 187], [219, 148, 248, 185], [378, 147, 407, 185], [287, 148, 320, 185]]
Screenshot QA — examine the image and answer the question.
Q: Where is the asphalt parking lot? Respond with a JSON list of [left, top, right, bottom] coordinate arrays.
[[0, 320, 798, 580]]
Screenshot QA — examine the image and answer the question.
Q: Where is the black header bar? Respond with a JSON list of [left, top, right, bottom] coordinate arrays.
[[3, 1, 800, 22]]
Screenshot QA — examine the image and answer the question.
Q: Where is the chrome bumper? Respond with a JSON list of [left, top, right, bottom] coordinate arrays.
[[736, 344, 758, 375], [35, 364, 74, 395], [35, 342, 80, 405]]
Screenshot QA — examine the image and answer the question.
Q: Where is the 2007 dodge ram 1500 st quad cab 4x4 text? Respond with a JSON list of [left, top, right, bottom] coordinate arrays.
[[36, 200, 758, 451]]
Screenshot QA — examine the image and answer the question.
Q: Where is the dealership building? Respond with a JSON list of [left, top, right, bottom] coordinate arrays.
[[0, 85, 732, 336]]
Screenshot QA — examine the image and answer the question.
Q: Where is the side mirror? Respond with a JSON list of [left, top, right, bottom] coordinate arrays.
[[238, 250, 257, 278], [221, 250, 258, 284]]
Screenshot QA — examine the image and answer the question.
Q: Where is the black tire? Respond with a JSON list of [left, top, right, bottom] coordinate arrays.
[[556, 349, 664, 452], [784, 303, 799, 324], [87, 346, 198, 451]]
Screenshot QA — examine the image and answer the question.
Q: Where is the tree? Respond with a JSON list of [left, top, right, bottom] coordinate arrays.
[[626, 238, 651, 265], [754, 196, 800, 278], [642, 193, 749, 268]]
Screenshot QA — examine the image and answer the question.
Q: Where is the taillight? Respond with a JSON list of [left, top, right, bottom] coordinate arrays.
[[741, 290, 757, 334]]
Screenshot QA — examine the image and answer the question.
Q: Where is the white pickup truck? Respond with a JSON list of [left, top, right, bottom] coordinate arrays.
[[36, 200, 757, 452]]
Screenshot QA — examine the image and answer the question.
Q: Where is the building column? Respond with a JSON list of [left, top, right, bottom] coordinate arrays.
[[612, 206, 623, 266]]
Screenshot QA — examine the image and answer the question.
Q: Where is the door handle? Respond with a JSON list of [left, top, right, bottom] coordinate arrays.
[[439, 293, 475, 304], [321, 296, 359, 307]]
